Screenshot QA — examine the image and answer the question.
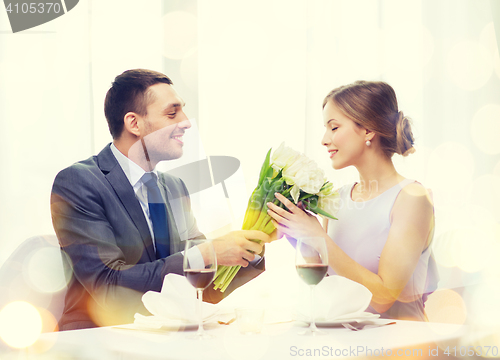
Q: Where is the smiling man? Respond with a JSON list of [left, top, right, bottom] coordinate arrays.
[[51, 69, 269, 331]]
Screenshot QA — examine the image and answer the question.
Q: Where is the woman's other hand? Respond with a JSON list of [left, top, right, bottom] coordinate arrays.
[[266, 193, 326, 239]]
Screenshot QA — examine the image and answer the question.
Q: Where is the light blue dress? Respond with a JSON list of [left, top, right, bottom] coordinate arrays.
[[327, 179, 438, 321]]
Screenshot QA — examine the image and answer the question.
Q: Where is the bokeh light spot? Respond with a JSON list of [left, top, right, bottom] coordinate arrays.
[[433, 205, 497, 271], [479, 22, 500, 81], [470, 174, 500, 222], [425, 289, 467, 326], [25, 308, 59, 354], [471, 104, 500, 155], [401, 183, 433, 202], [495, 50, 500, 80], [494, 160, 500, 178], [446, 40, 493, 90], [451, 227, 495, 273], [433, 230, 458, 268], [88, 287, 146, 327], [426, 142, 475, 194], [25, 247, 70, 294], [180, 52, 198, 92], [37, 307, 59, 333], [0, 301, 42, 348]]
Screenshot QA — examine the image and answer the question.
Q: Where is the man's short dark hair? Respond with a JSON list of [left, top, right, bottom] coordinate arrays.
[[104, 69, 173, 139]]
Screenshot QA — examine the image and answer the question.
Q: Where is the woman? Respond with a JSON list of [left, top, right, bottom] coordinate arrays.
[[267, 81, 437, 321]]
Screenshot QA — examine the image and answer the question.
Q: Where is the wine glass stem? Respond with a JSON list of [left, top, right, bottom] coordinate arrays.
[[309, 285, 318, 332], [197, 289, 204, 335]]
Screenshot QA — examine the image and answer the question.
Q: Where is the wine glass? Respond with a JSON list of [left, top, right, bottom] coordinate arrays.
[[295, 236, 329, 335], [183, 239, 217, 339]]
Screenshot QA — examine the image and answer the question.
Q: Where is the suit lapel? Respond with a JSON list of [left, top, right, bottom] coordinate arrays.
[[97, 144, 156, 261]]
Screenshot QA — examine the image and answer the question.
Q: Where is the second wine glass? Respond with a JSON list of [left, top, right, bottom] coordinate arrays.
[[295, 236, 329, 335], [183, 239, 217, 339]]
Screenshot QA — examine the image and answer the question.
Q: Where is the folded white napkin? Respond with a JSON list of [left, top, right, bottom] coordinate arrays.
[[297, 275, 373, 321], [135, 274, 218, 326]]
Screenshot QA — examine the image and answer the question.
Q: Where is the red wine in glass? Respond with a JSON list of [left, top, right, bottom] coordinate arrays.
[[183, 239, 217, 339], [296, 264, 328, 286], [295, 237, 329, 336], [184, 269, 216, 290]]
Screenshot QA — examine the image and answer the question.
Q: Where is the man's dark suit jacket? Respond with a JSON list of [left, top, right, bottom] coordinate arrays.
[[51, 144, 264, 330]]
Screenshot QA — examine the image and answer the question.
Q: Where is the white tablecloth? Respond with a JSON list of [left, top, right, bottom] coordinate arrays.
[[6, 319, 466, 360]]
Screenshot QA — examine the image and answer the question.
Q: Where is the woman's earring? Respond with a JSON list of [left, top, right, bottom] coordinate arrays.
[[365, 140, 371, 147]]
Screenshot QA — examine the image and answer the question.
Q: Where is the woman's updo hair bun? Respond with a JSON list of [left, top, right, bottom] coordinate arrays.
[[395, 111, 415, 157], [323, 80, 415, 158]]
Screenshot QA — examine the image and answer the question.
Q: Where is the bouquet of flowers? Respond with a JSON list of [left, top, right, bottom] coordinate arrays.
[[212, 143, 339, 292]]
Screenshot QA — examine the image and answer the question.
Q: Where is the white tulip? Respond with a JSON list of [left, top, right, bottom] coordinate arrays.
[[271, 142, 299, 173], [290, 184, 301, 203], [293, 161, 326, 194], [283, 157, 326, 202], [282, 155, 310, 182], [318, 185, 340, 217]]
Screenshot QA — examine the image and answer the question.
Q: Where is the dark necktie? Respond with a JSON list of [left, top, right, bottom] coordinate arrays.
[[141, 172, 170, 259]]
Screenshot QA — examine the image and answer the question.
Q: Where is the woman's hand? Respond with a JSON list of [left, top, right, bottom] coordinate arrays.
[[266, 193, 326, 239]]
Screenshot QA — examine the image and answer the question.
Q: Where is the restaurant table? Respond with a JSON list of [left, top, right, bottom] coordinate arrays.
[[7, 318, 468, 359]]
